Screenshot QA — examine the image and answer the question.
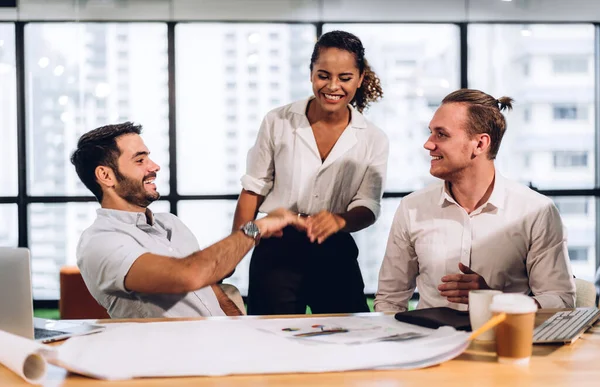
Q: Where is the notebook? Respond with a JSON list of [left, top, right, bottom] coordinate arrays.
[[394, 307, 472, 331]]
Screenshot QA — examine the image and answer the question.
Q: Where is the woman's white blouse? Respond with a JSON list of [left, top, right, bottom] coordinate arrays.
[[241, 97, 389, 219]]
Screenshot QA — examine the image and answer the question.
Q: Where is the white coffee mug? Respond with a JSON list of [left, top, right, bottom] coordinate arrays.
[[469, 289, 503, 342]]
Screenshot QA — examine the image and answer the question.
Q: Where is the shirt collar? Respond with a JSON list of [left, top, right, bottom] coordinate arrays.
[[97, 208, 156, 227], [437, 170, 506, 210], [289, 97, 368, 129]]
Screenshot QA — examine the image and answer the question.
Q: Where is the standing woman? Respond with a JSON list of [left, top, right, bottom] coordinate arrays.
[[233, 30, 389, 315]]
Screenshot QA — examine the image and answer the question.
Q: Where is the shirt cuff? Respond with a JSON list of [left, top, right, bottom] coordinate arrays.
[[532, 293, 574, 309], [373, 299, 408, 313], [241, 174, 272, 196], [116, 247, 150, 294], [347, 199, 381, 220]]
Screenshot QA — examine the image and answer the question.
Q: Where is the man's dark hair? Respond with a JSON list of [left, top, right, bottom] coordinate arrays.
[[70, 122, 142, 202]]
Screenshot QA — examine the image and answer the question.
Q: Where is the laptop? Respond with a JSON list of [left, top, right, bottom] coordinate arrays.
[[0, 247, 105, 343]]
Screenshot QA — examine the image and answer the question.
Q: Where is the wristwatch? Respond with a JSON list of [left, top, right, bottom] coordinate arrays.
[[240, 221, 261, 246]]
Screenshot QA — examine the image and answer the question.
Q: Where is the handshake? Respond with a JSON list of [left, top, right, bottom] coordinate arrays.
[[254, 208, 346, 244]]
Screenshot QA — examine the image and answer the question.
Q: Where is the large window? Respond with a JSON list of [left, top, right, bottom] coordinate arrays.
[[468, 24, 595, 190], [551, 197, 596, 282], [0, 204, 18, 247], [24, 23, 170, 197], [177, 201, 246, 289], [176, 24, 315, 195], [354, 198, 401, 294], [0, 23, 18, 196], [323, 24, 460, 192], [1, 20, 599, 302]]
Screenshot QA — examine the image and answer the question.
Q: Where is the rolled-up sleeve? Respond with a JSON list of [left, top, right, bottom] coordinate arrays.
[[374, 200, 419, 312], [77, 230, 148, 294], [347, 131, 389, 219], [241, 115, 275, 196], [527, 203, 576, 308]]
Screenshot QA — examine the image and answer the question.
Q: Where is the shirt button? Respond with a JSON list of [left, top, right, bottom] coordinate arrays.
[[314, 194, 319, 198]]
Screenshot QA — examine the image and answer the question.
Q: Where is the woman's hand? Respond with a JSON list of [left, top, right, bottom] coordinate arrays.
[[306, 210, 346, 244]]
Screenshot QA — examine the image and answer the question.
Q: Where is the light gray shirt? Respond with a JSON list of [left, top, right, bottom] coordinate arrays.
[[76, 208, 225, 319], [375, 172, 576, 312]]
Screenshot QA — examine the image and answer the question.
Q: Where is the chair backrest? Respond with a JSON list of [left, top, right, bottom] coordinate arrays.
[[219, 283, 247, 315], [61, 265, 247, 318], [60, 265, 110, 319], [575, 278, 596, 308]]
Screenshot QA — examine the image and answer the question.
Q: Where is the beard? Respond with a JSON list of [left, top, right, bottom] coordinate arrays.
[[114, 169, 160, 208]]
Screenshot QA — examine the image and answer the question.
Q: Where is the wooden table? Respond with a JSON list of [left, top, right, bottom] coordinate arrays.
[[1, 310, 599, 386]]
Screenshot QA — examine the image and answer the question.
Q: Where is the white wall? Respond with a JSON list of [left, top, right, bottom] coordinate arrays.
[[2, 0, 600, 22]]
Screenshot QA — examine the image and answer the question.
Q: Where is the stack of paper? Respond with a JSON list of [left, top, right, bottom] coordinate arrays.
[[0, 315, 471, 384]]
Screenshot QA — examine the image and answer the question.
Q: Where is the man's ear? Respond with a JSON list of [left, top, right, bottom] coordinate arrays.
[[95, 166, 116, 189], [473, 133, 491, 157]]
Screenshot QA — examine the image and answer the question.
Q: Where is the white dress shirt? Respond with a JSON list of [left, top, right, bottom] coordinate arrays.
[[242, 97, 389, 218], [374, 172, 576, 312]]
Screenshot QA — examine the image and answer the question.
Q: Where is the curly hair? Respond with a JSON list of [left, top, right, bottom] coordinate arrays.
[[442, 89, 514, 160], [310, 30, 383, 113]]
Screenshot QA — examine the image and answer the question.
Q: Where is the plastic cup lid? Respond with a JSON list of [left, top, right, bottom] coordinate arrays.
[[489, 293, 538, 314]]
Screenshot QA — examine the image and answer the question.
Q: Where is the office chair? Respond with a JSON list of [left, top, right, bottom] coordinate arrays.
[[59, 265, 110, 319], [219, 283, 247, 315], [574, 278, 596, 308]]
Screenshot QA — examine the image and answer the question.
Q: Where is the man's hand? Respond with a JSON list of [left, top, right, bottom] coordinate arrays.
[[255, 208, 307, 238], [306, 210, 346, 244], [438, 262, 490, 304]]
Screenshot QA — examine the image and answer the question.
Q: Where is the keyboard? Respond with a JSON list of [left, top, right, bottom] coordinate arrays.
[[34, 327, 69, 340], [533, 307, 600, 344]]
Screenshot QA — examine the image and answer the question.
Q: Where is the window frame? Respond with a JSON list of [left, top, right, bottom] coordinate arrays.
[[1, 20, 599, 306]]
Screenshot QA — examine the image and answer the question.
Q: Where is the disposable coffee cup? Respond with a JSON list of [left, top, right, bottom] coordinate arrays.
[[489, 294, 538, 365], [469, 289, 503, 342]]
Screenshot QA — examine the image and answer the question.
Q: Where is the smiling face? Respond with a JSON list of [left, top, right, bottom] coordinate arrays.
[[424, 103, 484, 181], [310, 47, 364, 115], [113, 133, 161, 208]]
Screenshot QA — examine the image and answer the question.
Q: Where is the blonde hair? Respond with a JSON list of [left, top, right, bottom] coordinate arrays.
[[442, 89, 513, 159]]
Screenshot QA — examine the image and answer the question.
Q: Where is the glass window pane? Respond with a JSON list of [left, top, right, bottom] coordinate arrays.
[[29, 202, 99, 299], [176, 24, 316, 195], [29, 200, 169, 300], [25, 23, 169, 196], [178, 198, 400, 296], [352, 198, 400, 294], [469, 25, 595, 190], [177, 200, 250, 292], [323, 24, 460, 192], [0, 23, 18, 196], [0, 204, 18, 246], [551, 196, 596, 282]]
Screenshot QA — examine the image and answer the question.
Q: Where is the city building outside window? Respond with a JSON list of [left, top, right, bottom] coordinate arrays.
[[553, 151, 588, 168]]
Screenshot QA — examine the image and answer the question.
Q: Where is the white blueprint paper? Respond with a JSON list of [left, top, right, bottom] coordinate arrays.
[[0, 315, 472, 383], [246, 315, 433, 344], [53, 315, 470, 380]]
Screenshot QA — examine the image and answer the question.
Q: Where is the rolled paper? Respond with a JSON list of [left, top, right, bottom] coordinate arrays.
[[0, 330, 52, 385]]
